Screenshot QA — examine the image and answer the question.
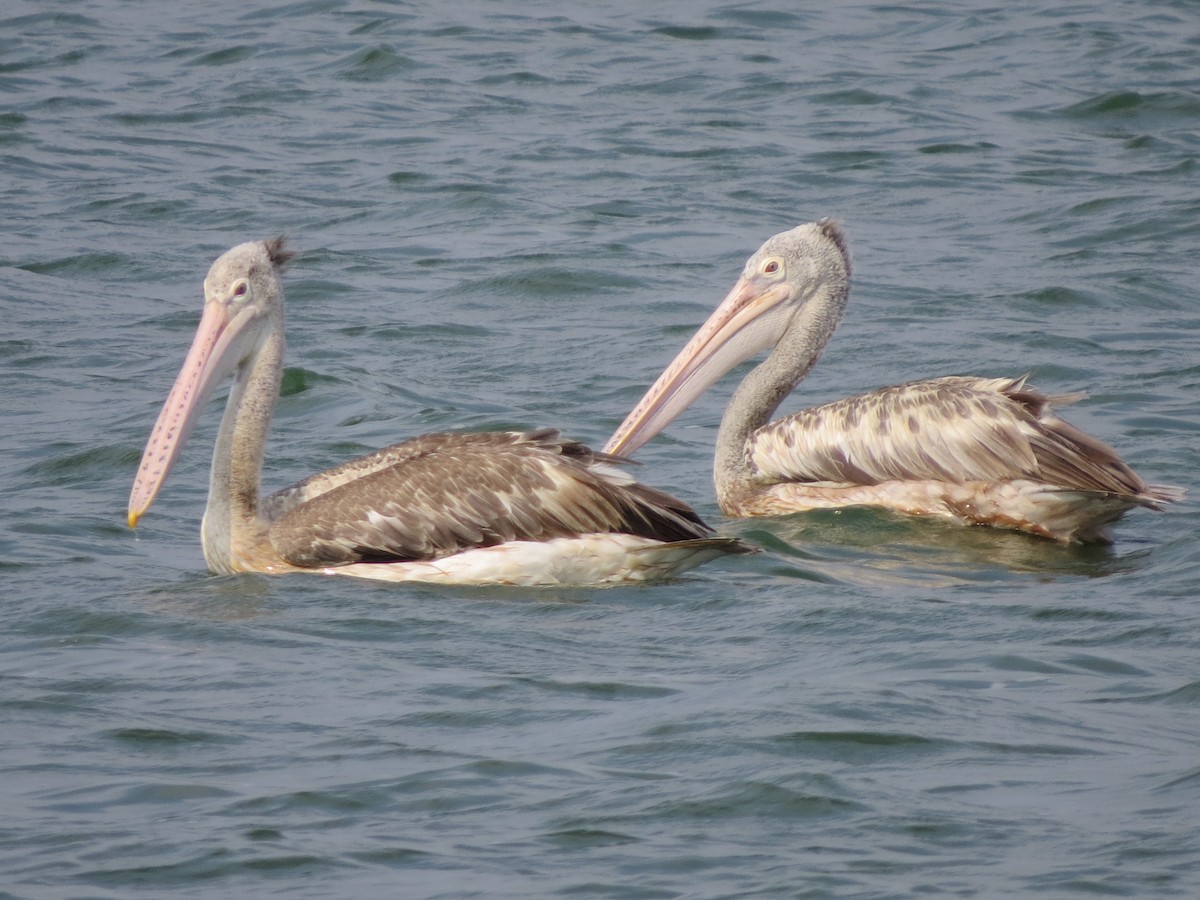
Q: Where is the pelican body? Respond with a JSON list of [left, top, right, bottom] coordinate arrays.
[[128, 238, 750, 586], [605, 221, 1181, 543]]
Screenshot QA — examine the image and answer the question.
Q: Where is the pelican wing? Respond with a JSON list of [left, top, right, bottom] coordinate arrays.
[[262, 436, 447, 520], [268, 428, 715, 567], [752, 375, 1162, 500]]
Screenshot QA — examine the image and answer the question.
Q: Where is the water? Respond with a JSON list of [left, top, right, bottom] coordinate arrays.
[[2, 1, 1199, 895]]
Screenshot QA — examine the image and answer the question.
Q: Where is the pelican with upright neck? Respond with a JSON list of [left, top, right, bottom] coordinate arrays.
[[128, 238, 751, 585], [605, 220, 1181, 543]]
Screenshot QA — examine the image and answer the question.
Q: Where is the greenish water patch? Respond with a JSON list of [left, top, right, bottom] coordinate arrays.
[[1062, 90, 1200, 119], [278, 366, 342, 397], [542, 828, 639, 849], [1012, 286, 1097, 307], [20, 252, 132, 277], [811, 88, 891, 106], [334, 46, 416, 82], [23, 444, 134, 483], [106, 727, 239, 746], [651, 25, 723, 41], [918, 141, 998, 154], [189, 45, 257, 67]]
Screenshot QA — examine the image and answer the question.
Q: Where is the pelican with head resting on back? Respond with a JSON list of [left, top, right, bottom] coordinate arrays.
[[127, 238, 752, 586], [604, 220, 1182, 543]]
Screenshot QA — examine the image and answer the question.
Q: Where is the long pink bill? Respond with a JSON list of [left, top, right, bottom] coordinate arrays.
[[127, 301, 248, 526], [603, 272, 793, 457]]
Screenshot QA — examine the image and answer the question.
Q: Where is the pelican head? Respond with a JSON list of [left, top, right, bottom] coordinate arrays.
[[127, 237, 293, 527], [605, 220, 851, 457]]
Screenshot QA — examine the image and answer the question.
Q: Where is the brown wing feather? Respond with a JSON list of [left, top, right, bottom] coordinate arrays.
[[268, 429, 716, 567], [262, 430, 489, 519], [752, 375, 1165, 500]]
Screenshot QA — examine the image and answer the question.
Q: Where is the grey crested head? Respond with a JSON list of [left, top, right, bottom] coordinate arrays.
[[203, 236, 293, 301]]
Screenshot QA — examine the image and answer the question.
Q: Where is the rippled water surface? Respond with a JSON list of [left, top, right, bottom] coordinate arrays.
[[3, 1, 1199, 896]]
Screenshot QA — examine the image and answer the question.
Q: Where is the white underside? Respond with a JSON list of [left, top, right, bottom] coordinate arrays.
[[313, 535, 732, 586], [760, 478, 1145, 543]]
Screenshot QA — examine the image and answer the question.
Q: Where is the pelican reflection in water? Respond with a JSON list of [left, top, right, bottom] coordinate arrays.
[[128, 238, 751, 585], [605, 220, 1181, 543]]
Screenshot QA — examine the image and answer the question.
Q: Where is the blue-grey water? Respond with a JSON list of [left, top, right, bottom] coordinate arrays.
[[3, 1, 1199, 896]]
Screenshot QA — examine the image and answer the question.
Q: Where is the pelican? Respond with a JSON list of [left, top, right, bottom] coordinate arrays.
[[605, 220, 1182, 543], [127, 238, 751, 585]]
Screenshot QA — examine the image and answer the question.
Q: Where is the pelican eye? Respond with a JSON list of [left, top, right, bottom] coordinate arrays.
[[762, 259, 781, 276], [231, 281, 249, 300]]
